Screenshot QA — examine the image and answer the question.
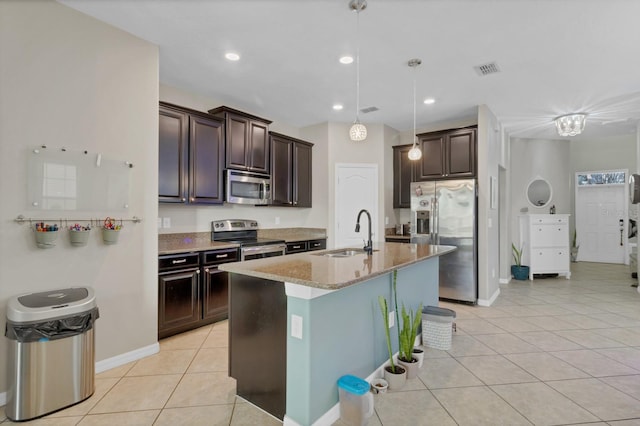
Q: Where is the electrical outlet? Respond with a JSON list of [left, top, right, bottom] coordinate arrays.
[[388, 311, 395, 328], [385, 216, 389, 225], [163, 217, 171, 228], [157, 218, 162, 229], [492, 268, 496, 278], [291, 314, 303, 339], [275, 216, 280, 225]]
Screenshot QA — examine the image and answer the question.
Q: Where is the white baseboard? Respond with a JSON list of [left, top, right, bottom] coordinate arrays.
[[285, 355, 394, 426], [95, 342, 159, 374], [477, 287, 501, 307], [499, 277, 511, 284], [0, 343, 158, 410]]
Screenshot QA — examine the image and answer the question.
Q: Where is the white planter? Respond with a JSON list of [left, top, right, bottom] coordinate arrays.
[[383, 365, 406, 390], [398, 357, 420, 379], [412, 348, 424, 368]]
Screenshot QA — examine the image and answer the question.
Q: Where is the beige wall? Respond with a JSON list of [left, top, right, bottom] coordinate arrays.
[[0, 0, 159, 398]]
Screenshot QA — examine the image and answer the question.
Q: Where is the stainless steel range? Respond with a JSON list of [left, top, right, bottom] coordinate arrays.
[[212, 220, 286, 261]]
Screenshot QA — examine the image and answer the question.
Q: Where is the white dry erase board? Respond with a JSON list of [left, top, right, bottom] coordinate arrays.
[[27, 147, 131, 211]]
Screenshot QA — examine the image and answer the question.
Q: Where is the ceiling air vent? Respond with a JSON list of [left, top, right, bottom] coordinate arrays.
[[473, 62, 500, 76], [360, 106, 379, 114]]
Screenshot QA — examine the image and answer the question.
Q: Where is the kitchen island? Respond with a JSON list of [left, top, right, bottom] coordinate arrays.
[[220, 242, 455, 426]]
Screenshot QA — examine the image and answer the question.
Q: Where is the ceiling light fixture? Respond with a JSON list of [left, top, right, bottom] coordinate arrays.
[[407, 58, 422, 161], [333, 104, 344, 111], [423, 98, 435, 105], [225, 52, 240, 61], [555, 113, 587, 137], [339, 56, 354, 64], [348, 0, 367, 142]]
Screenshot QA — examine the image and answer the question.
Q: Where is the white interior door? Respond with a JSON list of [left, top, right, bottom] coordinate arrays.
[[575, 170, 628, 264], [335, 164, 378, 249]]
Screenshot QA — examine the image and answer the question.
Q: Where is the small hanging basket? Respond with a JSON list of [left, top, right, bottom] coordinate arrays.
[[34, 223, 59, 249], [102, 217, 122, 245]]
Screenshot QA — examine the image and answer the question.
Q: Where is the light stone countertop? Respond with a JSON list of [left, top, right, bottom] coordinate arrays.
[[158, 228, 327, 255], [219, 242, 455, 290]]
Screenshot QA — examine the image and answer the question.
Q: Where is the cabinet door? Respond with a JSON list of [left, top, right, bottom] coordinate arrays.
[[203, 267, 229, 322], [189, 115, 224, 204], [159, 106, 188, 203], [446, 128, 476, 178], [293, 142, 312, 207], [226, 113, 250, 170], [158, 269, 200, 338], [417, 135, 445, 180], [270, 136, 293, 205], [393, 145, 415, 208], [249, 120, 270, 173]]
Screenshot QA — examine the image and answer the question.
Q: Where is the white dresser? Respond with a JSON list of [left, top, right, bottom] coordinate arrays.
[[518, 214, 571, 280]]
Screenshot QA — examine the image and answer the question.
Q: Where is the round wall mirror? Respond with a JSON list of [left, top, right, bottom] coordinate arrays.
[[527, 178, 552, 207]]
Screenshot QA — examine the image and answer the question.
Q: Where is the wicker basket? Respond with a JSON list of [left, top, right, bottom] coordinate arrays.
[[421, 306, 456, 350]]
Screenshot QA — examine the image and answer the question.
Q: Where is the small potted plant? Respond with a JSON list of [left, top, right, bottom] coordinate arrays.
[[397, 302, 422, 379], [571, 230, 579, 262], [378, 294, 406, 390], [511, 243, 530, 280]]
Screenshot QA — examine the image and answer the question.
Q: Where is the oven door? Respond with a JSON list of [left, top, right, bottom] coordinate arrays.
[[226, 170, 271, 205], [241, 244, 286, 261]]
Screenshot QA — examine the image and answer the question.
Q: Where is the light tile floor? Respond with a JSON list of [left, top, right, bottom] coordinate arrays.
[[2, 262, 640, 425]]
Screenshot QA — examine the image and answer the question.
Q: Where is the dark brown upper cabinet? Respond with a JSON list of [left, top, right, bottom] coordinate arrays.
[[208, 106, 272, 174], [159, 102, 224, 204], [416, 126, 477, 180], [270, 132, 313, 207], [392, 144, 416, 208]]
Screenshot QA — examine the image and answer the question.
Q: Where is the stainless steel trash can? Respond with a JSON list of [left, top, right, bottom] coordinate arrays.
[[4, 287, 99, 421]]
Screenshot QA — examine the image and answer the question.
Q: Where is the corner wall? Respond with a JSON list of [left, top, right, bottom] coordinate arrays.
[[0, 0, 159, 396]]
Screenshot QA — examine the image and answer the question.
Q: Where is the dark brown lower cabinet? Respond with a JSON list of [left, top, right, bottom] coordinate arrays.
[[158, 267, 201, 339], [159, 248, 237, 339]]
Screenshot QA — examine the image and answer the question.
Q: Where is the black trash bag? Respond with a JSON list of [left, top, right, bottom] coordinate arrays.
[[5, 307, 99, 343]]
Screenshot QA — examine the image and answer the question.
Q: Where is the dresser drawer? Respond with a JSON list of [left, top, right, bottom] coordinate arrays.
[[530, 224, 568, 247], [531, 216, 568, 225]]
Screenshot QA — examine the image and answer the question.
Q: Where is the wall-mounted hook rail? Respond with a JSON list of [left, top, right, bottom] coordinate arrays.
[[15, 214, 142, 225]]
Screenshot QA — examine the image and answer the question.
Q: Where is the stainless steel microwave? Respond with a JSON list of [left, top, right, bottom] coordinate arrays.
[[225, 170, 271, 205]]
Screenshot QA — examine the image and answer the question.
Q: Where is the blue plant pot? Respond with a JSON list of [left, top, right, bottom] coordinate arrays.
[[511, 265, 530, 280]]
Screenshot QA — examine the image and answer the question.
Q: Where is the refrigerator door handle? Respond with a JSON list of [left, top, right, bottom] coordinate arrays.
[[429, 197, 436, 244]]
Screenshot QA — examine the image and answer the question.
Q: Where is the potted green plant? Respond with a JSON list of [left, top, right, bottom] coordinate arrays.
[[571, 229, 579, 262], [378, 295, 406, 390], [397, 302, 422, 379], [511, 243, 530, 280]]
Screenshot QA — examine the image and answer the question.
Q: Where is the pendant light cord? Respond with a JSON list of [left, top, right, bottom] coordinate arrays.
[[412, 65, 417, 147], [355, 6, 361, 123]]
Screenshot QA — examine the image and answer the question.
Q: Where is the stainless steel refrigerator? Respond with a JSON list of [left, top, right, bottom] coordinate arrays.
[[410, 179, 477, 304]]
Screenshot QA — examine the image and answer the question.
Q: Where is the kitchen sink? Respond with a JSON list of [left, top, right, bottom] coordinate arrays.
[[313, 248, 378, 257]]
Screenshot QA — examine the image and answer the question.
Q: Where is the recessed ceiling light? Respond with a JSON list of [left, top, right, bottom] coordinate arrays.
[[423, 98, 436, 105], [225, 52, 240, 61], [333, 104, 344, 111], [339, 56, 354, 64]]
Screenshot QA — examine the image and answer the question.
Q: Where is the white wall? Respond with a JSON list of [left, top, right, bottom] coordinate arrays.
[[509, 138, 572, 248], [477, 105, 501, 305], [158, 84, 329, 233], [0, 0, 159, 395]]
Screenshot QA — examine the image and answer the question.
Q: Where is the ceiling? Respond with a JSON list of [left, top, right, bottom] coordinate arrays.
[[59, 0, 640, 140]]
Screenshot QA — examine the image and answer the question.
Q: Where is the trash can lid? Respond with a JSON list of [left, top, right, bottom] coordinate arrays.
[[422, 305, 456, 318], [338, 375, 369, 396], [7, 287, 96, 323]]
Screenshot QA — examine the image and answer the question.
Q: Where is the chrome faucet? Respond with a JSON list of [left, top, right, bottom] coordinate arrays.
[[355, 209, 373, 255]]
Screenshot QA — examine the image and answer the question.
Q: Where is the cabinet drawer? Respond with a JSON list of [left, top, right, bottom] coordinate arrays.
[[531, 216, 568, 225], [202, 248, 238, 265], [159, 253, 200, 271], [286, 241, 308, 254], [307, 239, 327, 251], [530, 224, 568, 247], [531, 248, 569, 270]]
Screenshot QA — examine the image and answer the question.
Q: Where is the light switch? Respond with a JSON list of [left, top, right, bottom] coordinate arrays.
[[388, 311, 395, 328], [291, 314, 303, 339], [163, 217, 171, 228]]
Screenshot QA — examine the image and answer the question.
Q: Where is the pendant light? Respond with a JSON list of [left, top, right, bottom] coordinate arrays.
[[407, 58, 422, 160], [348, 0, 367, 141]]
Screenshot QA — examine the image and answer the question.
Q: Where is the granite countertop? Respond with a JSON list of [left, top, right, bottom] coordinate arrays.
[[158, 233, 239, 255], [158, 228, 327, 255], [219, 242, 455, 290]]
